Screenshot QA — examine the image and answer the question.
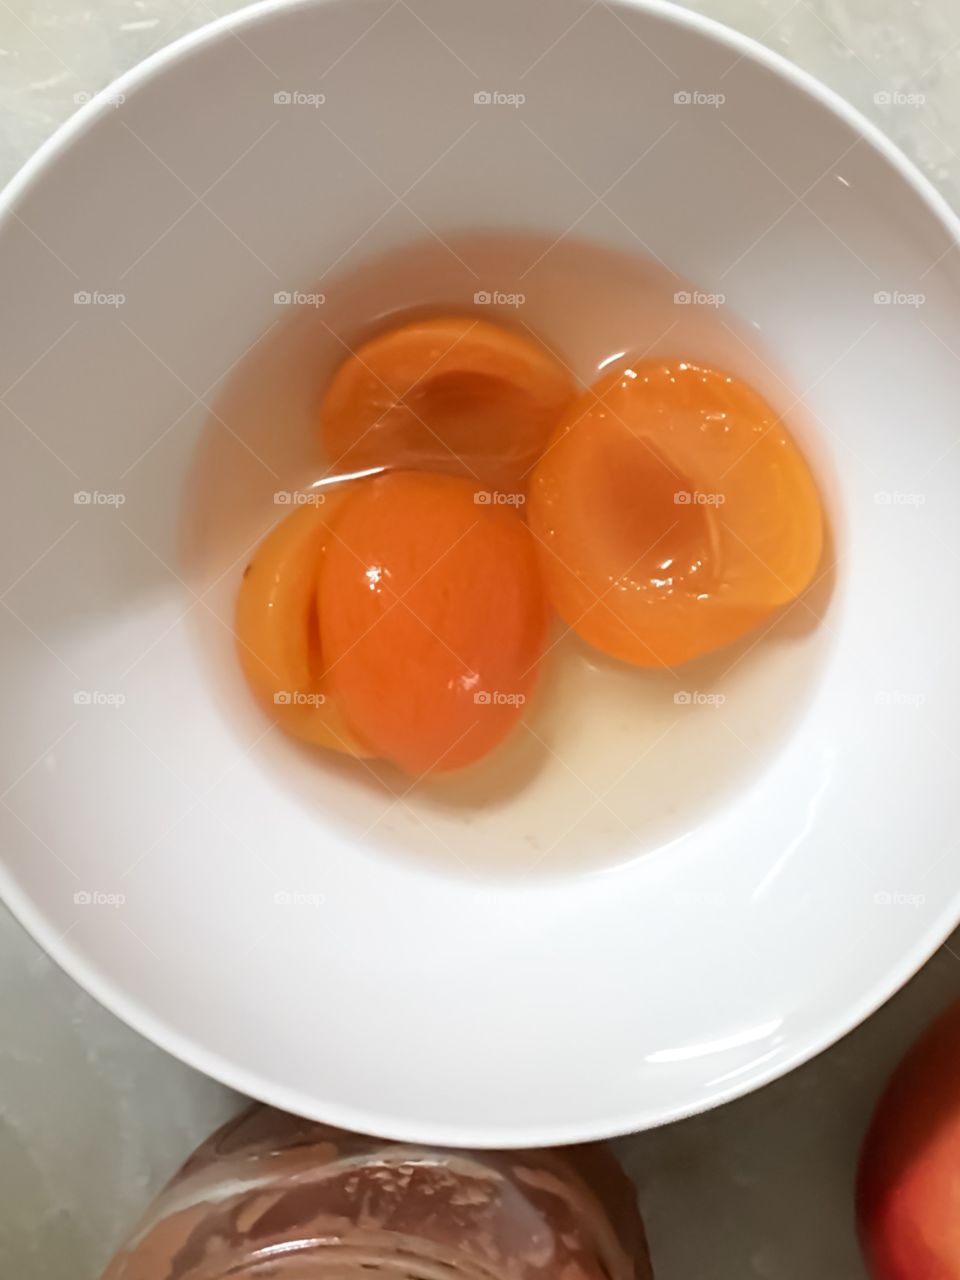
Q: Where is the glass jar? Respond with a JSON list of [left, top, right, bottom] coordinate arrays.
[[101, 1107, 653, 1280]]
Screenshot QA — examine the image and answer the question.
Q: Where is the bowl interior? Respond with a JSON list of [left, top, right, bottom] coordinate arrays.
[[1, 0, 959, 1144], [183, 227, 837, 877]]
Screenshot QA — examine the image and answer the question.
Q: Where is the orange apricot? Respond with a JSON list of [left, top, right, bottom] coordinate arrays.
[[528, 360, 823, 667], [319, 316, 575, 493], [319, 472, 548, 775], [235, 494, 372, 756]]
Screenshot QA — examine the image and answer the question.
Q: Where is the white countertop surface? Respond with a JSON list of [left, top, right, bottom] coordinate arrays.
[[1, 2, 959, 1277]]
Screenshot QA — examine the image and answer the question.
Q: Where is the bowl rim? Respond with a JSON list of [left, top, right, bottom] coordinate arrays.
[[2, 0, 960, 1148]]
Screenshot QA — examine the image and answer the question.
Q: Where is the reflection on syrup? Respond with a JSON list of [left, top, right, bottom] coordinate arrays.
[[180, 232, 836, 877]]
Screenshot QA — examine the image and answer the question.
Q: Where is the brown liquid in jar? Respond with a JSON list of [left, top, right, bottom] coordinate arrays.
[[101, 1108, 653, 1280]]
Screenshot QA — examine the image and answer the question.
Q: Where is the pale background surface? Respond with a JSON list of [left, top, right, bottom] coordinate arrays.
[[1, 1, 959, 1276]]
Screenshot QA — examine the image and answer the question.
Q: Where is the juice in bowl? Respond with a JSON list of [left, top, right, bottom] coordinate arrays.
[[182, 231, 832, 878]]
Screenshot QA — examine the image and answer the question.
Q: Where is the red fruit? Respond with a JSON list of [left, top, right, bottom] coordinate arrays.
[[858, 1001, 960, 1279]]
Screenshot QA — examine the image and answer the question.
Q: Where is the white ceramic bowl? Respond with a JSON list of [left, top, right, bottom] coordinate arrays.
[[2, 0, 959, 1147]]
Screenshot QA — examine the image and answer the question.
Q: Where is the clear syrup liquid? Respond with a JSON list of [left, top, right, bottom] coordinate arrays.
[[181, 233, 835, 878]]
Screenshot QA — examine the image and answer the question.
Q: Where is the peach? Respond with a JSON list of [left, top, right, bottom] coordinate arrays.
[[857, 1001, 960, 1279]]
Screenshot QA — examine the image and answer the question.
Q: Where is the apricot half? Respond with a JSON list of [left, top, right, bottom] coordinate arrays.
[[235, 495, 371, 756], [319, 471, 548, 775], [319, 316, 575, 493], [528, 360, 823, 667]]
